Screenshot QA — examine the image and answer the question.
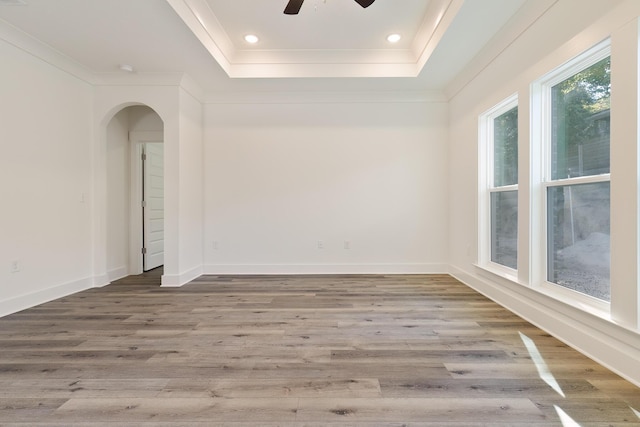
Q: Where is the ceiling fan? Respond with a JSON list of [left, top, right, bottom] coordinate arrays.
[[284, 0, 375, 15]]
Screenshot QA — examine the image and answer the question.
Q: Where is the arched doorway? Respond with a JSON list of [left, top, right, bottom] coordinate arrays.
[[105, 105, 164, 280]]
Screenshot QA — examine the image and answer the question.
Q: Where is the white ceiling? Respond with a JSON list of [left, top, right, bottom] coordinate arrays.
[[0, 0, 529, 94], [168, 0, 460, 77]]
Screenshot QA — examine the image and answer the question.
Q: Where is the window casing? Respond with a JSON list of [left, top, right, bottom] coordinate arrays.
[[537, 41, 611, 304], [479, 95, 518, 274]]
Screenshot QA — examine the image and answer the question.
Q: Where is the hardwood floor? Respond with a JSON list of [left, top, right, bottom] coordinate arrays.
[[1, 271, 639, 425]]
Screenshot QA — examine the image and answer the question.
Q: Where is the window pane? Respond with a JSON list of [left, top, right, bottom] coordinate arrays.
[[551, 56, 610, 180], [491, 191, 518, 269], [547, 182, 610, 301], [493, 107, 518, 187]]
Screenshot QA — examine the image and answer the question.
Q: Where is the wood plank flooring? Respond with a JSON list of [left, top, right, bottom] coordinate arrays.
[[1, 271, 639, 425]]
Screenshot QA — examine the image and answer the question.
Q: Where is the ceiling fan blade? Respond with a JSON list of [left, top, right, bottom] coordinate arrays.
[[284, 0, 304, 14], [353, 0, 375, 8]]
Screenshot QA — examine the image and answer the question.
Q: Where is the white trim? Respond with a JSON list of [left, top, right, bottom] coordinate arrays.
[[451, 265, 640, 388], [0, 277, 94, 318], [107, 266, 129, 283], [609, 17, 640, 330], [536, 39, 611, 183], [476, 262, 610, 318], [538, 280, 611, 315], [0, 18, 96, 85], [129, 142, 144, 276], [92, 273, 110, 288], [489, 184, 518, 193], [161, 265, 203, 287], [478, 94, 519, 269], [477, 262, 519, 283], [535, 39, 612, 94], [445, 0, 559, 100], [129, 131, 164, 275], [203, 263, 447, 275], [531, 39, 612, 312], [94, 72, 183, 87], [166, 0, 459, 79], [544, 173, 611, 187], [203, 90, 447, 105]]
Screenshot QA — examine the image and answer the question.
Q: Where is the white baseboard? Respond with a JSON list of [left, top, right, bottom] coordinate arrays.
[[0, 276, 94, 318], [203, 263, 448, 275], [107, 266, 128, 283], [3, 263, 638, 389], [161, 265, 203, 287], [92, 273, 110, 288], [449, 265, 640, 388]]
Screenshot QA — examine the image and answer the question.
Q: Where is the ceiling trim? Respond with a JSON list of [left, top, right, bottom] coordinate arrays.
[[0, 17, 96, 84], [444, 0, 558, 99], [203, 90, 447, 104], [165, 0, 462, 78], [415, 0, 464, 71], [0, 16, 205, 102]]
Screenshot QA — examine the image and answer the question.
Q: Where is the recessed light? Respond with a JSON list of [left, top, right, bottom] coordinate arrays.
[[244, 34, 259, 44], [387, 33, 401, 43], [119, 64, 134, 73]]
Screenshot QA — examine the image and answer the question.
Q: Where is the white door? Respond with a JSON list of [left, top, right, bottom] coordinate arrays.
[[143, 143, 164, 271]]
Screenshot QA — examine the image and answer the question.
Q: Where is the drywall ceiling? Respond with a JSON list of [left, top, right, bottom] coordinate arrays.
[[0, 0, 528, 93], [168, 0, 460, 78]]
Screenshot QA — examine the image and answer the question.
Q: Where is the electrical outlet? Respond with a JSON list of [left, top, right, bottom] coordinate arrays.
[[317, 240, 324, 249], [212, 241, 219, 250], [10, 260, 20, 273], [344, 240, 351, 250]]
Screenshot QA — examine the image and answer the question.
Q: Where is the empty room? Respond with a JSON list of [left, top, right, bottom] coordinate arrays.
[[1, 0, 640, 424]]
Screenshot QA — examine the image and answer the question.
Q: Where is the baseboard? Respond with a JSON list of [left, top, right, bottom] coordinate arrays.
[[0, 276, 94, 318], [161, 265, 203, 287], [91, 273, 110, 288], [449, 265, 640, 388], [107, 266, 128, 283], [203, 263, 448, 275]]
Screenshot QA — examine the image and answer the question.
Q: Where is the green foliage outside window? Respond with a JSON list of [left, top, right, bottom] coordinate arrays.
[[551, 57, 610, 180]]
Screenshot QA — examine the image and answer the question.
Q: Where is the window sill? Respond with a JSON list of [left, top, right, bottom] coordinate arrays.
[[474, 263, 522, 287], [474, 263, 612, 323]]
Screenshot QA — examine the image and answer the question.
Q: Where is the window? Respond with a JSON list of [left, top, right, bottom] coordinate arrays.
[[480, 95, 518, 272], [540, 43, 611, 302]]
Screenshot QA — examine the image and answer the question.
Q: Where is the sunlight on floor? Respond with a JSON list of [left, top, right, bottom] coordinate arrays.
[[631, 406, 640, 419], [519, 332, 565, 397], [555, 405, 582, 427]]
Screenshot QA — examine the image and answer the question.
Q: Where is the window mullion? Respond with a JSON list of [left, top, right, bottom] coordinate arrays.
[[545, 174, 611, 187]]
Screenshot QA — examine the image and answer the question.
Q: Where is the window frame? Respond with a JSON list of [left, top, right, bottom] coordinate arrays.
[[533, 39, 611, 311], [478, 94, 519, 278]]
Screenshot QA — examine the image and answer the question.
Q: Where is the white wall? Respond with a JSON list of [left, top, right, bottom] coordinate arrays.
[[106, 109, 130, 279], [448, 0, 640, 385], [175, 87, 204, 283], [204, 99, 448, 274], [0, 37, 93, 316], [129, 105, 164, 133]]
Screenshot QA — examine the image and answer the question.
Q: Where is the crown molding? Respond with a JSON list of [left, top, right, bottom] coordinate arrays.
[[0, 17, 96, 84], [203, 89, 447, 104], [166, 0, 461, 78], [444, 0, 558, 100]]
